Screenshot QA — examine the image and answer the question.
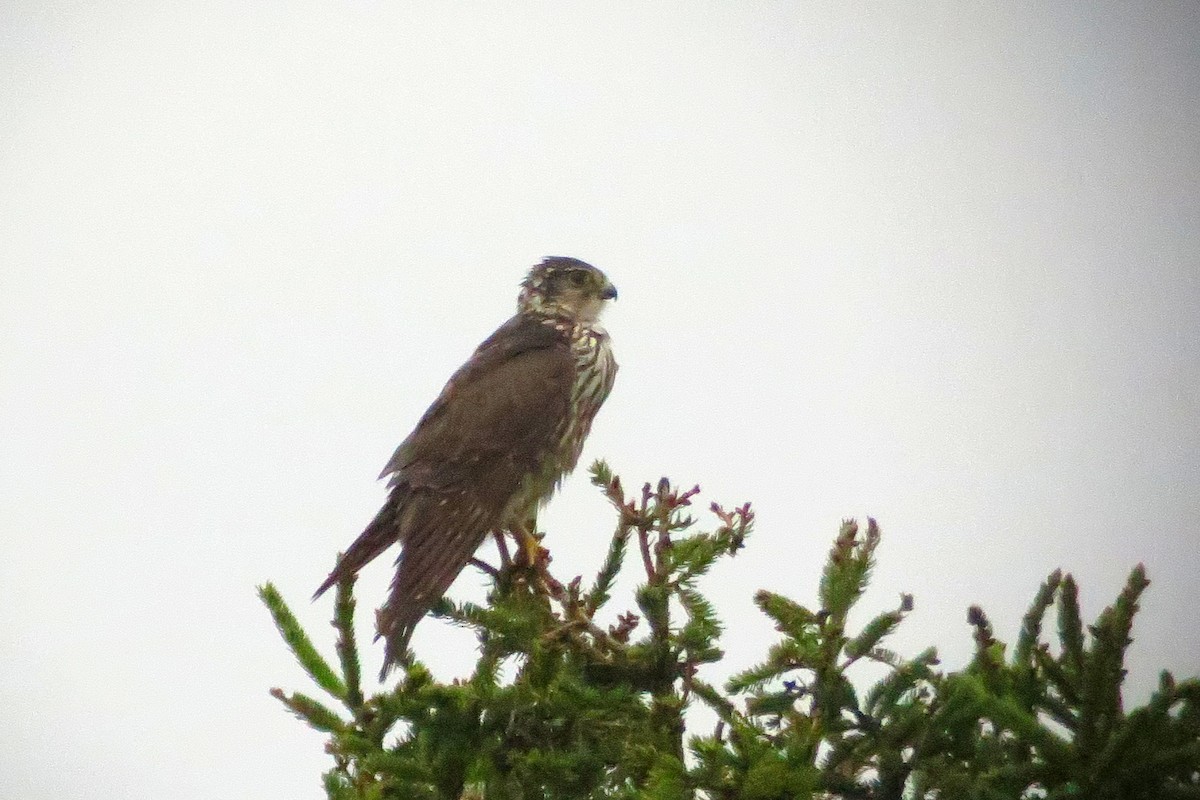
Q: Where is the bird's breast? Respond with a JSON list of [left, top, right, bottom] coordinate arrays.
[[501, 321, 616, 526], [560, 323, 616, 465]]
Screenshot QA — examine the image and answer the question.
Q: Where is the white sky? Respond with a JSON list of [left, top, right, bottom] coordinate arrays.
[[2, 3, 1197, 799]]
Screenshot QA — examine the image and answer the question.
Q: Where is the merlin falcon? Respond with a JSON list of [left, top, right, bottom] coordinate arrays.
[[315, 257, 618, 676]]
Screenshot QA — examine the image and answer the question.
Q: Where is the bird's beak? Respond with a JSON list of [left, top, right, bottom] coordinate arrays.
[[601, 282, 618, 301]]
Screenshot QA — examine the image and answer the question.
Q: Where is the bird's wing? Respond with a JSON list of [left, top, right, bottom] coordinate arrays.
[[379, 314, 575, 492]]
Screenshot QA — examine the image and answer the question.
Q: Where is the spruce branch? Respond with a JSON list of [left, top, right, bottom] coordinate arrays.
[[818, 518, 880, 626], [270, 687, 347, 733], [843, 599, 910, 664], [334, 576, 364, 711], [753, 590, 820, 643], [1078, 564, 1149, 759], [259, 582, 347, 701], [585, 518, 630, 617], [861, 646, 939, 716], [1057, 573, 1086, 681], [1015, 568, 1062, 668]]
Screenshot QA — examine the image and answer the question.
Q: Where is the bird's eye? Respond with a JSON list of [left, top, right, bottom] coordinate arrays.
[[569, 270, 589, 287]]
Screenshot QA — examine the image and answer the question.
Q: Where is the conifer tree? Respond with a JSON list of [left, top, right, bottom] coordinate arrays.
[[262, 462, 1200, 799]]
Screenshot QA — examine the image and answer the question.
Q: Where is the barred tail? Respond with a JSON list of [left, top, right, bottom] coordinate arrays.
[[313, 493, 409, 600], [377, 508, 489, 677]]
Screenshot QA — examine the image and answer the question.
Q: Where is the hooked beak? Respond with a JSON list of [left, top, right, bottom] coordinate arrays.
[[600, 282, 618, 301]]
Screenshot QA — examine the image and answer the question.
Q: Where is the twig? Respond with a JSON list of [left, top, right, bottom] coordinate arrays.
[[638, 527, 655, 580], [469, 557, 500, 578], [492, 530, 511, 567]]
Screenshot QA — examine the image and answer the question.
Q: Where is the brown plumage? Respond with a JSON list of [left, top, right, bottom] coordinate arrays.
[[315, 257, 618, 676]]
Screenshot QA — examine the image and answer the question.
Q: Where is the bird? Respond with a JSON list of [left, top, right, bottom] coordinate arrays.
[[315, 256, 618, 676]]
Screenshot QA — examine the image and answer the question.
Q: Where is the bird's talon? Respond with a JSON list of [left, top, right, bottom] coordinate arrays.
[[513, 528, 545, 568]]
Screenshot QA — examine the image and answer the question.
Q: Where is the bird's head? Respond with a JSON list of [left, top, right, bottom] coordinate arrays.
[[518, 257, 618, 324]]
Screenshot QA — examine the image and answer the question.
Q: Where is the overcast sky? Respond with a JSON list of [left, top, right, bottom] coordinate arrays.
[[2, 3, 1198, 799]]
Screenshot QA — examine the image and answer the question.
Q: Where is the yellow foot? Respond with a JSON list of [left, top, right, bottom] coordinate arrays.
[[516, 527, 546, 567]]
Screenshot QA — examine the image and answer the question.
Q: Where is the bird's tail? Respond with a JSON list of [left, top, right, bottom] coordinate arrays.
[[377, 508, 490, 677], [313, 499, 405, 600]]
